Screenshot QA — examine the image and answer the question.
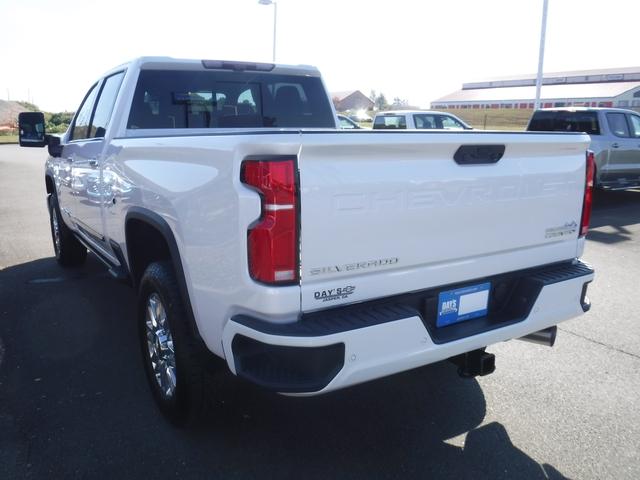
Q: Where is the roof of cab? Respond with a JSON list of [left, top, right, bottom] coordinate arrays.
[[376, 110, 455, 116], [108, 56, 321, 77], [536, 107, 638, 114]]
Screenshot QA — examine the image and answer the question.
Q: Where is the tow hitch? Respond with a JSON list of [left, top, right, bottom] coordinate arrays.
[[449, 348, 496, 378]]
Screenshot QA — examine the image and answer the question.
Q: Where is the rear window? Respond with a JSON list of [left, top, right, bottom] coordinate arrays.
[[373, 115, 407, 129], [527, 111, 600, 135], [127, 70, 335, 129]]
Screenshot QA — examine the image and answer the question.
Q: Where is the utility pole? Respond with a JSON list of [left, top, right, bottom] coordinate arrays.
[[258, 0, 277, 62], [534, 0, 549, 110]]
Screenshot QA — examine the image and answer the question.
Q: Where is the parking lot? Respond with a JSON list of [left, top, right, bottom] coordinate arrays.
[[1, 144, 639, 479]]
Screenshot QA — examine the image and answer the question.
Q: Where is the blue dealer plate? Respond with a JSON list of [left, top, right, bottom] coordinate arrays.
[[437, 282, 491, 327]]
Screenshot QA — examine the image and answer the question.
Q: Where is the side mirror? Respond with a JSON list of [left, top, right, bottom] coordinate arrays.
[[47, 135, 63, 157], [18, 112, 46, 147]]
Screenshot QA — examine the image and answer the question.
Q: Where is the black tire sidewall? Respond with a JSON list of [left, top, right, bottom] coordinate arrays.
[[48, 191, 87, 266], [48, 194, 62, 260], [138, 262, 203, 425]]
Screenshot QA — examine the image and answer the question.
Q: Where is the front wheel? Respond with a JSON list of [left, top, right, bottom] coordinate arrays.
[[48, 193, 87, 267]]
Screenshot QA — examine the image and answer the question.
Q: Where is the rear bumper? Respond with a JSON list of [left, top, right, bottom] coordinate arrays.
[[222, 261, 594, 395]]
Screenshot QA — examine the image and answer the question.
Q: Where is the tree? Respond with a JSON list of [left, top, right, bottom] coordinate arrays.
[[45, 111, 74, 133], [392, 97, 409, 108], [375, 93, 388, 111], [16, 101, 39, 111]]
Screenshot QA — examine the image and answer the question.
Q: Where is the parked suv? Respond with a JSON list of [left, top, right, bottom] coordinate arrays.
[[373, 110, 472, 130], [527, 108, 640, 189]]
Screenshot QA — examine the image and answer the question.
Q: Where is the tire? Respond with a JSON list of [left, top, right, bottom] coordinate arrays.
[[48, 193, 87, 267], [138, 261, 209, 426]]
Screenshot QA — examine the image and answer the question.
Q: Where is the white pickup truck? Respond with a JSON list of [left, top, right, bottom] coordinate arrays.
[[19, 57, 595, 425]]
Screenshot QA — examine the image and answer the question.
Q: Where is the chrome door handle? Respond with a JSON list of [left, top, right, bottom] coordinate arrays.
[[66, 156, 74, 162], [89, 158, 98, 168], [611, 143, 619, 149]]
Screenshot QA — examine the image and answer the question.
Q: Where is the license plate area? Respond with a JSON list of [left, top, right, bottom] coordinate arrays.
[[437, 282, 490, 327]]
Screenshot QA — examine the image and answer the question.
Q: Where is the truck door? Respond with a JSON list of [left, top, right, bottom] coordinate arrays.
[[604, 112, 636, 182], [625, 113, 640, 180], [58, 83, 100, 224], [70, 71, 125, 248]]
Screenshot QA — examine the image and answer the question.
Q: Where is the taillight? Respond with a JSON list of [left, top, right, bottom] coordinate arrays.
[[580, 150, 595, 237], [241, 158, 299, 284]]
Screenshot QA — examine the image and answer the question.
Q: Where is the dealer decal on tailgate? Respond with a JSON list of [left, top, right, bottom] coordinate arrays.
[[314, 286, 356, 303]]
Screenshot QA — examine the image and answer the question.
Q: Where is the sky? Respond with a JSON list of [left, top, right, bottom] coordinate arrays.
[[0, 0, 638, 112]]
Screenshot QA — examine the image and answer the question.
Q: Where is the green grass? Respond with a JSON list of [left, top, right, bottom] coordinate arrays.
[[0, 135, 18, 144], [438, 108, 533, 131]]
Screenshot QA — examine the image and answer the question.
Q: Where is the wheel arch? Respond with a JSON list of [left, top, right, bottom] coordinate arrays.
[[124, 207, 208, 352]]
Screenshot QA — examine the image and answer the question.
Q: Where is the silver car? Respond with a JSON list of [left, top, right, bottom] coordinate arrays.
[[527, 108, 640, 189]]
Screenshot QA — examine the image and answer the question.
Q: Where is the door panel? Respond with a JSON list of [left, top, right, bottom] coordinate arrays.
[[626, 114, 640, 177], [58, 83, 100, 223], [604, 112, 636, 182], [69, 138, 106, 242], [72, 71, 126, 244]]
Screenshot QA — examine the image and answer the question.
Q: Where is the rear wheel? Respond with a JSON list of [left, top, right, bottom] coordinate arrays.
[[138, 261, 209, 426], [48, 193, 87, 267]]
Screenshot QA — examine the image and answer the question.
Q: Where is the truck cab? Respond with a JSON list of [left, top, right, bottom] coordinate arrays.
[[527, 107, 640, 189]]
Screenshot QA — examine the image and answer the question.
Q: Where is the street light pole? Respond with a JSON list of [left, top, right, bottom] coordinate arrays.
[[258, 0, 277, 62], [534, 0, 549, 110]]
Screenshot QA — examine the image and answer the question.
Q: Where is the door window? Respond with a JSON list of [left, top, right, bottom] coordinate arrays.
[[413, 114, 437, 129], [90, 71, 125, 138], [70, 84, 99, 141], [606, 113, 630, 138], [627, 115, 640, 138], [440, 115, 466, 129]]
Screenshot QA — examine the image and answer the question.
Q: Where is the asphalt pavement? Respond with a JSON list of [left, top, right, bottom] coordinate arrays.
[[1, 145, 639, 479]]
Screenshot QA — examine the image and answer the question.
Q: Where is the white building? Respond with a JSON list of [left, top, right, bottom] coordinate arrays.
[[432, 67, 640, 110]]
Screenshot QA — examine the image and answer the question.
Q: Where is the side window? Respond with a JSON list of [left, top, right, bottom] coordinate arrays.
[[373, 115, 406, 129], [89, 71, 125, 138], [70, 83, 99, 141], [414, 114, 436, 129], [606, 113, 630, 138], [440, 116, 465, 129], [627, 115, 640, 138]]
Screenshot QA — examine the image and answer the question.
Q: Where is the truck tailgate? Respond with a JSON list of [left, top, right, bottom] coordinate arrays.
[[297, 131, 590, 312]]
